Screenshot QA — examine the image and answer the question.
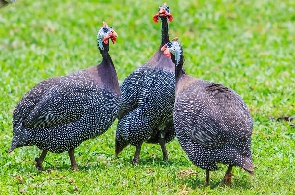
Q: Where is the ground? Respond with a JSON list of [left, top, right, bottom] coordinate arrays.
[[0, 0, 294, 194]]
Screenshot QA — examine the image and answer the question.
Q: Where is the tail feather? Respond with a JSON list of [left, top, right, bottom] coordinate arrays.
[[242, 156, 254, 175]]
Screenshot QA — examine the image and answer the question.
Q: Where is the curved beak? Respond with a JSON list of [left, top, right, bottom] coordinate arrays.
[[157, 7, 173, 22], [8, 147, 14, 153], [103, 30, 118, 44], [161, 45, 171, 58], [158, 7, 166, 16], [8, 137, 18, 153], [115, 139, 128, 157], [153, 6, 173, 23]]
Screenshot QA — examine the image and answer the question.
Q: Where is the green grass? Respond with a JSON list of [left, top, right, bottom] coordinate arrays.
[[1, 0, 295, 194]]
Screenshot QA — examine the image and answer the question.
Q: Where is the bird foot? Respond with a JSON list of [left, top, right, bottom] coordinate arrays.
[[71, 164, 79, 171], [35, 158, 43, 170], [163, 156, 169, 161], [131, 158, 139, 164], [204, 181, 210, 187], [220, 173, 234, 186]]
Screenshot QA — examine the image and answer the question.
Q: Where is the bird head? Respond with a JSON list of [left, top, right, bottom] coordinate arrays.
[[8, 127, 29, 153], [161, 37, 182, 65], [97, 21, 118, 51], [153, 3, 173, 23], [115, 139, 129, 158], [114, 129, 129, 157]]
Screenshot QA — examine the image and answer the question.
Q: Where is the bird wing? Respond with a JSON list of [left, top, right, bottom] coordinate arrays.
[[188, 111, 228, 149], [13, 77, 61, 127], [22, 85, 96, 129], [117, 68, 145, 119], [174, 93, 228, 149]]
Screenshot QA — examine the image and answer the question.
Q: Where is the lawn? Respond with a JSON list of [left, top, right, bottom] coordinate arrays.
[[0, 0, 294, 194]]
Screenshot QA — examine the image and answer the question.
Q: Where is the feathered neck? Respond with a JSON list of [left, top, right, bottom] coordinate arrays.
[[101, 53, 113, 67], [160, 17, 169, 46], [98, 42, 110, 59], [97, 43, 120, 95], [172, 48, 185, 84], [98, 43, 115, 72]]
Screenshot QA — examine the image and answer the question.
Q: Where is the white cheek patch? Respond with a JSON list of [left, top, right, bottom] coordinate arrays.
[[169, 42, 182, 65], [175, 51, 180, 65], [97, 28, 106, 50]]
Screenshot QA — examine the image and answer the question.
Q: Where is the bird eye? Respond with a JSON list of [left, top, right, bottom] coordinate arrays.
[[103, 27, 109, 33]]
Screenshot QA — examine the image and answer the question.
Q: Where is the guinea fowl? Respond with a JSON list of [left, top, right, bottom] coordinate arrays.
[[0, 0, 15, 8], [161, 38, 254, 186], [115, 3, 176, 163], [9, 22, 120, 170]]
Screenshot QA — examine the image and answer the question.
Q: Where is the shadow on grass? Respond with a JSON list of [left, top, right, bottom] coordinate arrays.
[[116, 155, 191, 167], [180, 173, 254, 190], [42, 163, 109, 172], [38, 155, 185, 171], [5, 152, 117, 173], [6, 151, 253, 191]]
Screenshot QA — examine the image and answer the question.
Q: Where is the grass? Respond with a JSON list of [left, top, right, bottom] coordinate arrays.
[[0, 0, 294, 194]]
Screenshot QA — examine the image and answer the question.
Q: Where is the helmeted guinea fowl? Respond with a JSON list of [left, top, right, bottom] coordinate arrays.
[[115, 3, 176, 163], [161, 38, 254, 186], [9, 22, 120, 170], [0, 0, 15, 8]]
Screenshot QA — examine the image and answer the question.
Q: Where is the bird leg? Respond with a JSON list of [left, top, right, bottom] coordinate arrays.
[[68, 149, 79, 171], [205, 169, 210, 186], [132, 143, 142, 164], [220, 165, 234, 185], [35, 150, 48, 170], [159, 133, 168, 161]]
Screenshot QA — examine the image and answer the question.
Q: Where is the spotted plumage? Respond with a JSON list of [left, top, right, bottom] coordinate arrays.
[[115, 3, 176, 163], [9, 22, 120, 170], [162, 38, 254, 185]]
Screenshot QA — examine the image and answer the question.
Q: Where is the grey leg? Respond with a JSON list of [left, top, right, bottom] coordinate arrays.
[[68, 149, 79, 171], [205, 169, 210, 186], [132, 143, 142, 164], [159, 135, 168, 161], [35, 150, 48, 170], [220, 165, 234, 185]]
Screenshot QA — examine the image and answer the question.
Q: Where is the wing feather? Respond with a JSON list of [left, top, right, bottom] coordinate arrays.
[[23, 85, 96, 128]]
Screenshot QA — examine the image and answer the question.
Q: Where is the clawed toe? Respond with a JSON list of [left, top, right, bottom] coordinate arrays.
[[71, 165, 79, 171], [220, 173, 234, 186], [35, 158, 43, 170], [163, 155, 169, 161], [131, 158, 139, 164]]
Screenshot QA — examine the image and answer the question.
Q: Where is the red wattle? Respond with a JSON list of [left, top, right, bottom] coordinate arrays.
[[168, 14, 173, 22], [111, 37, 117, 44], [103, 39, 109, 44], [163, 49, 171, 58], [103, 35, 109, 44], [153, 14, 159, 23]]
